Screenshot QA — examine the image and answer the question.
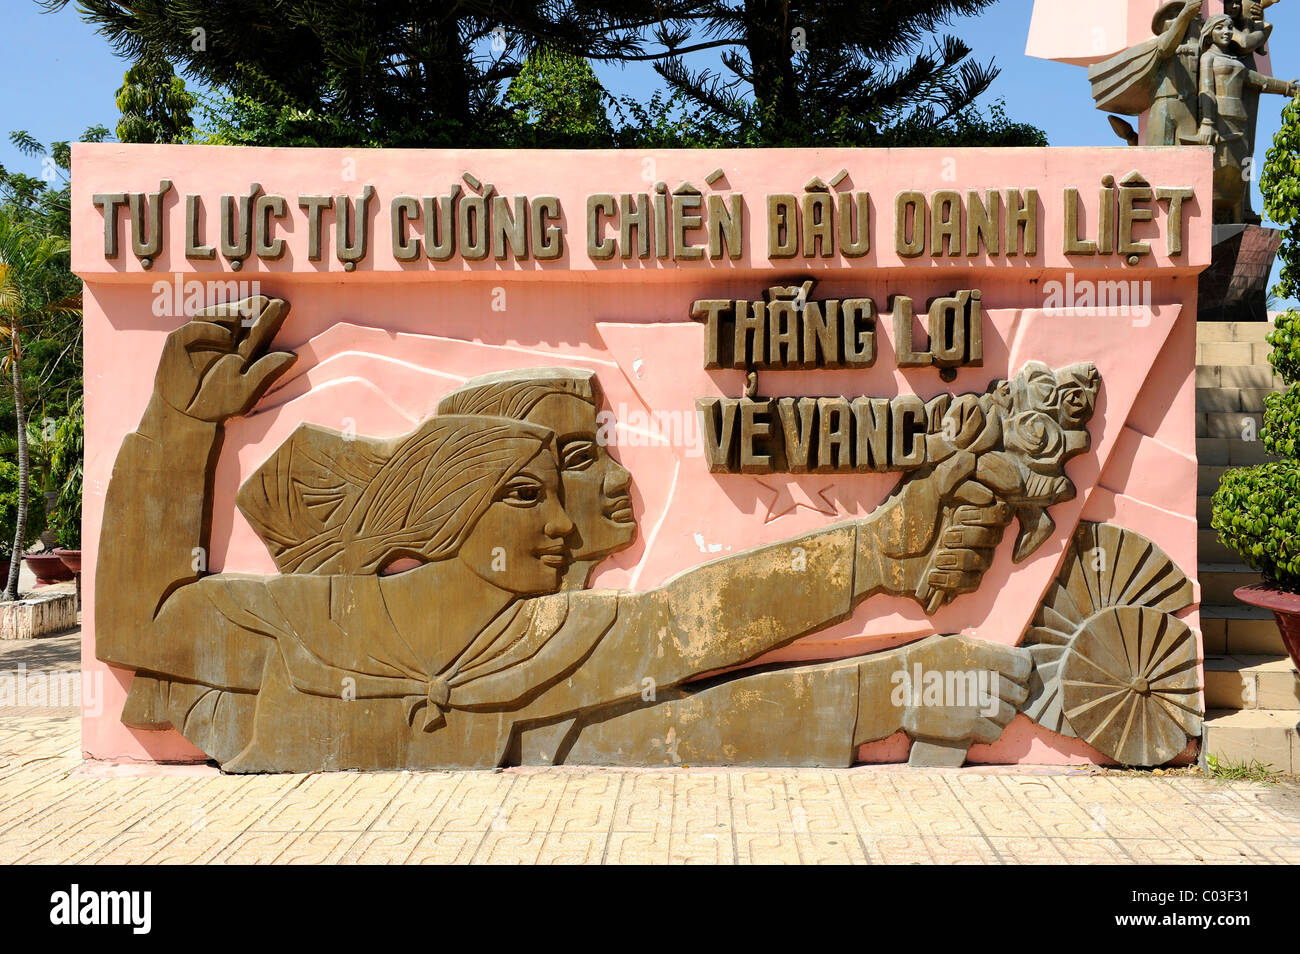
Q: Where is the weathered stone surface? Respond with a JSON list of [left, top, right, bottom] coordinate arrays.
[[0, 592, 78, 640], [1021, 521, 1200, 767], [95, 296, 1101, 773]]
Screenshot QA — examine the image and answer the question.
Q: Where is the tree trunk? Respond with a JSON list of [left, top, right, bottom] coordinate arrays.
[[744, 0, 802, 140], [6, 353, 27, 601]]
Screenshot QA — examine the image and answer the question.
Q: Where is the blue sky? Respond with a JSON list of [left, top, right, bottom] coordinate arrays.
[[2, 0, 1296, 299]]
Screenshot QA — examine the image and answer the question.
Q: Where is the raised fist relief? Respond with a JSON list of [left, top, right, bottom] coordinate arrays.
[[866, 361, 1100, 613], [154, 296, 297, 423]]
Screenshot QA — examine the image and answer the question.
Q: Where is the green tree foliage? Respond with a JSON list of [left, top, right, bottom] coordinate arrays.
[[49, 0, 1043, 148], [0, 212, 80, 595], [505, 49, 615, 147], [598, 0, 1044, 146], [0, 129, 102, 422], [0, 460, 45, 559], [48, 398, 82, 549], [45, 0, 655, 148], [116, 55, 198, 144], [1212, 95, 1300, 589]]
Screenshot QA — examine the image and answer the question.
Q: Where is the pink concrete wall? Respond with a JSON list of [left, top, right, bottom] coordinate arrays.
[[1026, 1, 1239, 66], [72, 145, 1211, 766]]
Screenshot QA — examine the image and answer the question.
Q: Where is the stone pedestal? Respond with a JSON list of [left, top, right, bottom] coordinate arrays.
[[0, 592, 79, 640], [1198, 224, 1283, 323]]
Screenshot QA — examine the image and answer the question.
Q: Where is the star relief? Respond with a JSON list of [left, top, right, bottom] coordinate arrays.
[[756, 478, 838, 523]]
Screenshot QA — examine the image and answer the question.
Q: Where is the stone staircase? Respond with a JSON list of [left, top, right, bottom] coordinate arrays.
[[1196, 320, 1300, 774]]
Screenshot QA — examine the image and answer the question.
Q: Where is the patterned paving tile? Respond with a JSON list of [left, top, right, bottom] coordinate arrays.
[[2, 712, 1298, 864]]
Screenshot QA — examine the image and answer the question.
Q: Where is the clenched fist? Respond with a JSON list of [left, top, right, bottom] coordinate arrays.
[[154, 297, 296, 423]]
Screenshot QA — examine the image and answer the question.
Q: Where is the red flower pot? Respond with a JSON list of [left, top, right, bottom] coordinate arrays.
[[1234, 584, 1300, 672], [54, 549, 82, 575], [22, 552, 75, 586]]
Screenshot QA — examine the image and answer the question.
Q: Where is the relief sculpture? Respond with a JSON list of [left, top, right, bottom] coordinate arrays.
[[96, 295, 1138, 773]]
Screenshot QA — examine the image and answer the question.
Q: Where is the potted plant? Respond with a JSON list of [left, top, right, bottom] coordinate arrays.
[[1212, 306, 1300, 669], [1211, 97, 1300, 671]]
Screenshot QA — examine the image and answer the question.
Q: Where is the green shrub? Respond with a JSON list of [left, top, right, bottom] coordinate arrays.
[[1212, 461, 1300, 585], [0, 460, 46, 558], [1211, 98, 1300, 590]]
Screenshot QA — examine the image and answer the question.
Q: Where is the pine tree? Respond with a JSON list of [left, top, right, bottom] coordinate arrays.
[[45, 1, 1041, 148], [41, 0, 662, 147], [592, 0, 1042, 145]]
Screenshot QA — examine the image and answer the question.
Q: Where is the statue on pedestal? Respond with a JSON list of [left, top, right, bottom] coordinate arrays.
[[1088, 0, 1296, 224]]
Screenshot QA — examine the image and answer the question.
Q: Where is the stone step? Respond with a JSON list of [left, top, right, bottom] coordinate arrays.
[[1196, 412, 1263, 440], [1196, 365, 1280, 389], [1198, 564, 1264, 603], [1204, 654, 1300, 710], [1201, 708, 1300, 774], [1195, 438, 1275, 466], [1197, 321, 1277, 345], [1197, 464, 1225, 496], [1197, 528, 1242, 564], [1196, 341, 1274, 367], [1201, 603, 1286, 655], [1197, 494, 1213, 528]]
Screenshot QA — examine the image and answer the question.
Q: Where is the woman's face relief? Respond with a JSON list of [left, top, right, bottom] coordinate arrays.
[[458, 449, 576, 595], [523, 393, 636, 563]]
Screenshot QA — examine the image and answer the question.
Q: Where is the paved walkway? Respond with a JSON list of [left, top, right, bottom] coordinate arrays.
[[2, 629, 1299, 864]]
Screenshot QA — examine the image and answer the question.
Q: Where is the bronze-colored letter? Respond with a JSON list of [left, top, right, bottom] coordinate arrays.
[[802, 191, 834, 258], [587, 194, 616, 260], [1156, 186, 1194, 257], [1117, 172, 1153, 259], [691, 299, 731, 368], [492, 195, 529, 261], [895, 192, 925, 257], [185, 194, 215, 260], [966, 191, 1000, 256], [843, 298, 876, 367], [298, 195, 333, 262], [128, 180, 173, 267], [767, 194, 798, 258], [707, 193, 743, 260], [391, 195, 421, 261], [1004, 188, 1038, 257], [254, 194, 288, 261], [838, 192, 870, 257], [930, 190, 961, 257], [532, 196, 563, 261], [672, 191, 705, 261], [1063, 188, 1098, 255], [619, 193, 649, 260], [892, 296, 930, 367], [697, 398, 741, 472], [336, 186, 375, 271], [92, 192, 127, 258]]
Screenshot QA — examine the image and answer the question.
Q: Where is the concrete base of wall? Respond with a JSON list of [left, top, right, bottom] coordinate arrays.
[[0, 592, 79, 640]]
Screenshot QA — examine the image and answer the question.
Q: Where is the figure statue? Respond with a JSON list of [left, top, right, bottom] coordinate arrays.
[[98, 297, 1100, 772], [1197, 12, 1298, 222], [1087, 0, 1296, 224], [1088, 1, 1206, 146]]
